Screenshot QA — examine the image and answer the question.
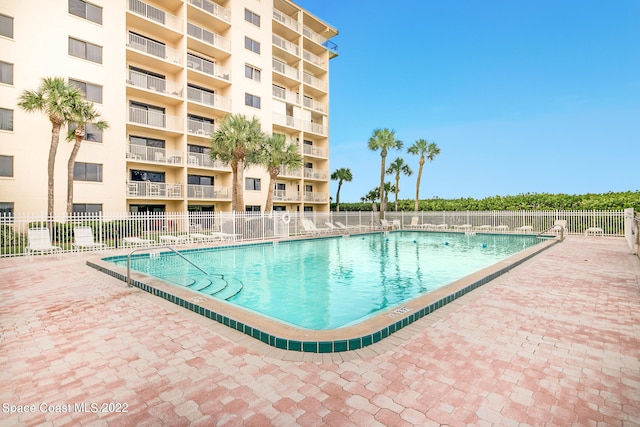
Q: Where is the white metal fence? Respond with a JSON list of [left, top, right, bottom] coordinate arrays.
[[0, 210, 631, 258]]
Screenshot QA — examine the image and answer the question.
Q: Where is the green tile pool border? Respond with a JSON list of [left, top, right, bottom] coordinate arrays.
[[88, 235, 559, 353]]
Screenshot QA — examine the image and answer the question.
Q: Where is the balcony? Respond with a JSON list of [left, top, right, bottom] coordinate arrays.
[[303, 121, 327, 136], [304, 168, 328, 180], [127, 144, 183, 165], [128, 107, 183, 133], [187, 0, 231, 23], [303, 72, 327, 93], [188, 184, 231, 199], [303, 191, 329, 203], [187, 53, 230, 82], [127, 69, 183, 98], [187, 119, 214, 137], [303, 49, 326, 70], [128, 0, 182, 36], [273, 112, 301, 130], [187, 22, 231, 53], [273, 9, 300, 33], [279, 165, 302, 178], [272, 85, 299, 104], [303, 25, 338, 57], [273, 189, 301, 202], [187, 86, 231, 111], [127, 32, 182, 65], [186, 152, 230, 170], [302, 145, 327, 158], [272, 34, 300, 57], [127, 181, 183, 198], [302, 96, 326, 114], [273, 59, 300, 82]]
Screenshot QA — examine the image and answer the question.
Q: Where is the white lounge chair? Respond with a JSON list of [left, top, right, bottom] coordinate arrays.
[[515, 225, 534, 233], [434, 223, 449, 230], [159, 235, 190, 244], [335, 221, 368, 233], [474, 225, 492, 232], [25, 227, 62, 260], [189, 233, 223, 243], [122, 236, 155, 248], [325, 222, 346, 234], [453, 224, 472, 231], [210, 232, 241, 241], [493, 225, 509, 232], [73, 226, 107, 252], [301, 219, 330, 235], [380, 219, 400, 230], [549, 220, 567, 235]]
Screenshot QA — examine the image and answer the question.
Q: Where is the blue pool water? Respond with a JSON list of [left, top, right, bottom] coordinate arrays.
[[108, 232, 547, 330]]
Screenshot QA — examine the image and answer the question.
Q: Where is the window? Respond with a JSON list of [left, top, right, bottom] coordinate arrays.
[[69, 122, 104, 143], [0, 155, 13, 177], [130, 135, 164, 148], [0, 14, 13, 39], [245, 178, 261, 191], [275, 183, 286, 191], [245, 64, 261, 82], [244, 37, 260, 54], [188, 175, 213, 186], [69, 0, 102, 24], [273, 206, 286, 212], [245, 205, 261, 212], [69, 79, 103, 103], [304, 206, 313, 212], [244, 9, 261, 27], [130, 170, 164, 183], [130, 101, 165, 127], [69, 37, 103, 63], [0, 109, 13, 131], [72, 203, 102, 213], [73, 162, 102, 182], [0, 62, 13, 85], [245, 93, 261, 109], [0, 202, 13, 217]]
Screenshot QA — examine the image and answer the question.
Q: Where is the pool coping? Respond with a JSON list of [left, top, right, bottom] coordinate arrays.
[[87, 233, 560, 353]]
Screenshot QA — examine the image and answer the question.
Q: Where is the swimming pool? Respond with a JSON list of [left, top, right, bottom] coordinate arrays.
[[102, 231, 550, 330]]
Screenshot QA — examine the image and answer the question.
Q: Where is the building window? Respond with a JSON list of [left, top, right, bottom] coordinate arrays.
[[245, 205, 261, 212], [244, 37, 260, 54], [0, 155, 13, 177], [245, 93, 261, 109], [0, 62, 13, 85], [0, 14, 13, 39], [73, 162, 103, 182], [244, 9, 261, 27], [130, 170, 164, 183], [245, 64, 261, 82], [69, 37, 103, 64], [69, 79, 103, 103], [0, 109, 13, 131], [187, 114, 214, 134], [188, 175, 213, 186], [130, 135, 164, 148], [245, 178, 261, 191], [69, 122, 104, 143], [69, 0, 102, 25], [72, 203, 102, 213], [0, 202, 13, 216]]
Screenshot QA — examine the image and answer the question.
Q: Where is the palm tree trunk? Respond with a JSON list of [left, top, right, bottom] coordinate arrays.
[[230, 162, 238, 212], [414, 158, 425, 212], [379, 154, 386, 219], [47, 123, 62, 216], [336, 181, 342, 212], [236, 159, 245, 212], [395, 175, 400, 211], [265, 170, 278, 213], [66, 135, 83, 216]]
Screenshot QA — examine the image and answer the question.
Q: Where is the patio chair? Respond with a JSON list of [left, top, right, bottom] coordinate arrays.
[[549, 220, 567, 235], [73, 227, 107, 252], [189, 233, 223, 243], [515, 225, 534, 233], [380, 219, 400, 230], [25, 227, 62, 260], [453, 224, 473, 231], [434, 223, 449, 230], [474, 225, 492, 232], [301, 219, 330, 235], [209, 232, 241, 241], [492, 225, 509, 232], [159, 235, 190, 244], [324, 222, 347, 234], [335, 221, 368, 233], [122, 236, 155, 248]]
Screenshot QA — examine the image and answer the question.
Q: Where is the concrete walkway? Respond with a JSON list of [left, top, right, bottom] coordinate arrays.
[[1, 237, 639, 426]]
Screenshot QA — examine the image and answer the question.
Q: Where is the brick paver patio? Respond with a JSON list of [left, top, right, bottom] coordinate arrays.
[[1, 236, 639, 426]]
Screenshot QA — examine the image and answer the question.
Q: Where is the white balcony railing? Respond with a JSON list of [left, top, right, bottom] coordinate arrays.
[[272, 34, 299, 56], [187, 0, 231, 22], [273, 59, 299, 80], [304, 168, 328, 180], [303, 25, 338, 55], [127, 181, 183, 198], [127, 144, 183, 165], [303, 191, 329, 203], [302, 144, 327, 158], [279, 165, 302, 178], [303, 72, 327, 92], [129, 107, 183, 132], [187, 119, 214, 136], [187, 86, 231, 110], [272, 85, 299, 104], [303, 121, 327, 136], [187, 53, 230, 81], [273, 189, 301, 202], [273, 113, 301, 129], [273, 9, 300, 33], [127, 32, 182, 65], [302, 97, 326, 113], [303, 50, 326, 69], [186, 152, 230, 169], [187, 22, 231, 52], [128, 0, 182, 32], [127, 69, 182, 97], [188, 184, 231, 199]]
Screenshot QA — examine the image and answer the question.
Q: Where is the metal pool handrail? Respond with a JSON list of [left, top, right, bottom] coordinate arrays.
[[126, 245, 223, 287]]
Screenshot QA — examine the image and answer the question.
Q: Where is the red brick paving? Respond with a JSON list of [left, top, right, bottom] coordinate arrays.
[[1, 237, 639, 426]]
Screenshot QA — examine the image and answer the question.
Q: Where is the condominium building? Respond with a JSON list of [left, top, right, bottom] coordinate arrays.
[[0, 0, 338, 215]]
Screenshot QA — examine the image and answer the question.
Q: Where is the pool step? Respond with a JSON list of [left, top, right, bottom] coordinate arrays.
[[164, 275, 242, 301], [188, 277, 214, 292], [210, 278, 243, 300], [198, 277, 228, 296]]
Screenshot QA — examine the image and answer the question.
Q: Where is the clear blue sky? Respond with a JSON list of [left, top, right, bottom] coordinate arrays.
[[294, 0, 640, 203]]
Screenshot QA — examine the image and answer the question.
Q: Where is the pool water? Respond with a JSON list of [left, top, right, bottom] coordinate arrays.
[[110, 232, 547, 330]]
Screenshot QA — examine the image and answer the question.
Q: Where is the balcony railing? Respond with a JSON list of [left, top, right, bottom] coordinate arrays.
[[187, 22, 231, 52], [273, 189, 301, 202], [302, 145, 327, 158], [303, 72, 327, 92], [127, 144, 183, 165], [303, 121, 327, 136], [127, 32, 182, 64], [272, 59, 299, 80], [127, 181, 183, 198], [187, 119, 214, 136], [187, 86, 231, 110], [302, 97, 326, 113], [128, 0, 182, 32], [272, 85, 299, 104], [304, 168, 328, 180], [303, 25, 338, 55], [129, 107, 183, 132], [279, 165, 302, 178], [272, 34, 299, 56], [186, 152, 229, 169], [273, 113, 300, 129], [273, 9, 300, 33], [187, 53, 230, 81], [127, 69, 182, 97], [188, 184, 231, 199], [303, 191, 329, 203], [187, 0, 231, 22], [303, 50, 326, 69]]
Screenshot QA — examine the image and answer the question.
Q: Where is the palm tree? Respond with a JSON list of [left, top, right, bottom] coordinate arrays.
[[386, 157, 413, 211], [330, 167, 353, 212], [210, 114, 264, 211], [17, 77, 84, 215], [65, 99, 109, 216], [407, 139, 441, 211], [362, 182, 395, 212], [367, 128, 403, 218], [252, 134, 303, 212]]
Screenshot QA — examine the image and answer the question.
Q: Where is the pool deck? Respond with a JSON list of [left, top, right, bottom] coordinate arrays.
[[1, 236, 639, 426]]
